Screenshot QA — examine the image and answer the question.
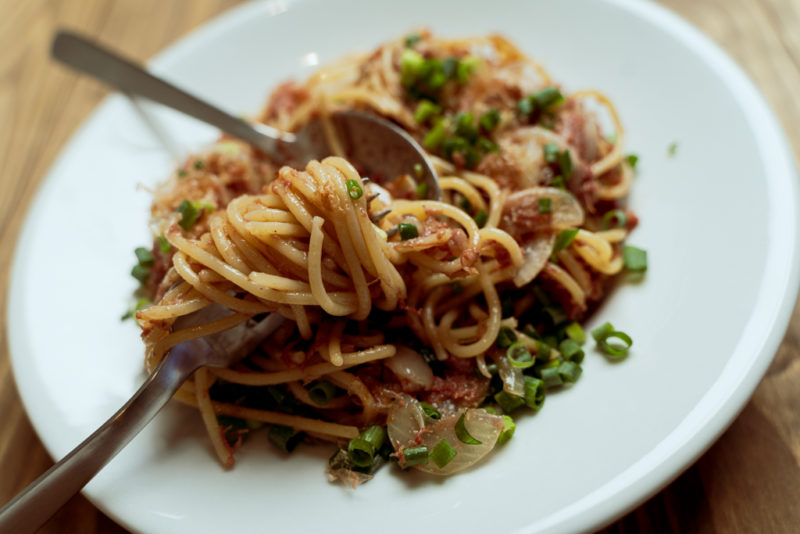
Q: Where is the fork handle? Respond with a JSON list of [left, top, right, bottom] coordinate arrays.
[[50, 30, 293, 155], [0, 340, 203, 534]]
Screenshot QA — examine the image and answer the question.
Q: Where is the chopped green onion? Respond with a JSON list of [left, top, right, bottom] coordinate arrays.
[[360, 425, 387, 451], [268, 425, 302, 453], [398, 222, 418, 240], [473, 209, 488, 228], [347, 438, 375, 468], [516, 97, 534, 116], [551, 175, 566, 188], [553, 228, 579, 253], [423, 119, 447, 150], [623, 245, 648, 272], [626, 154, 639, 168], [420, 401, 441, 420], [427, 69, 446, 91], [414, 100, 441, 123], [176, 199, 213, 231], [602, 209, 627, 229], [157, 235, 171, 253], [591, 322, 614, 341], [495, 326, 518, 349], [523, 376, 545, 410], [454, 112, 478, 142], [668, 142, 678, 156], [400, 48, 425, 87], [413, 162, 424, 178], [558, 149, 573, 179], [177, 169, 187, 178], [564, 322, 586, 344], [403, 446, 429, 467], [131, 264, 149, 284], [538, 197, 552, 214], [544, 306, 567, 326], [455, 411, 482, 444], [430, 439, 457, 468], [457, 56, 480, 84], [494, 390, 525, 413], [591, 321, 633, 358], [479, 109, 501, 131], [559, 338, 585, 363], [194, 159, 205, 170], [543, 142, 560, 163], [442, 57, 459, 79], [476, 136, 499, 153], [308, 380, 337, 406], [404, 33, 421, 48], [540, 363, 563, 388], [458, 195, 472, 214], [506, 342, 534, 369], [346, 179, 363, 200], [534, 340, 553, 362], [415, 181, 428, 199], [121, 296, 150, 321], [496, 415, 516, 445], [558, 361, 582, 383], [531, 87, 564, 109], [134, 247, 154, 267]]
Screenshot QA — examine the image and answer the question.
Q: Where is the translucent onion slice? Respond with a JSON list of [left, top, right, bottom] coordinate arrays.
[[505, 187, 585, 231], [496, 354, 525, 396], [387, 395, 505, 476], [384, 345, 434, 389], [513, 232, 556, 287]]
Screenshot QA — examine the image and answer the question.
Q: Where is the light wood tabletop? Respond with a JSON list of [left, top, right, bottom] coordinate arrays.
[[1, 0, 799, 532]]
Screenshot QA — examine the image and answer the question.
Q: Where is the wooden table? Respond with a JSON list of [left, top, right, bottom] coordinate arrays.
[[1, 1, 798, 532]]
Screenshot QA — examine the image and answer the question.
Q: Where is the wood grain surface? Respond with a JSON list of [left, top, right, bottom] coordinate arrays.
[[1, 1, 798, 532]]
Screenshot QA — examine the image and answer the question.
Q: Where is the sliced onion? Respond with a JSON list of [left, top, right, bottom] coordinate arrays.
[[505, 187, 584, 230], [513, 232, 555, 287], [496, 354, 525, 396], [384, 345, 434, 389], [387, 395, 505, 476]]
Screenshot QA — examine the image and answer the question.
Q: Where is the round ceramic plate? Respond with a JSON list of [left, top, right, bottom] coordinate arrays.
[[8, 0, 800, 532]]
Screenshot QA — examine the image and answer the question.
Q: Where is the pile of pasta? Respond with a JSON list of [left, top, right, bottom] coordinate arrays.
[[134, 30, 636, 479]]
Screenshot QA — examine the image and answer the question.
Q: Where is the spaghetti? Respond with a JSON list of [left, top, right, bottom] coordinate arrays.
[[133, 30, 640, 482]]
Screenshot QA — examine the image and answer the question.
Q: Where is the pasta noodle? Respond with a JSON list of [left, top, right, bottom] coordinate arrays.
[[131, 30, 640, 483]]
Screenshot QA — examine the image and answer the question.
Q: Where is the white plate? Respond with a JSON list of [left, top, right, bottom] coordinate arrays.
[[8, 0, 800, 532]]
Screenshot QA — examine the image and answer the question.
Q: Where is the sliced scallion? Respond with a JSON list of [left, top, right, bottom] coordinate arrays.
[[602, 209, 627, 230], [496, 415, 516, 445], [398, 222, 418, 240], [347, 438, 375, 468], [553, 228, 579, 253], [623, 245, 647, 272], [346, 179, 363, 200], [403, 446, 429, 467], [523, 376, 545, 410], [430, 439, 457, 468], [308, 380, 337, 406], [506, 342, 534, 369], [495, 326, 518, 349], [558, 361, 582, 383], [455, 411, 482, 445], [420, 401, 441, 420], [268, 425, 303, 454], [591, 321, 633, 358], [559, 338, 585, 364], [473, 209, 488, 228]]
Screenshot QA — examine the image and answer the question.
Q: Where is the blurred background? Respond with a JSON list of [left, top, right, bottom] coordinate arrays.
[[0, 0, 798, 532]]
